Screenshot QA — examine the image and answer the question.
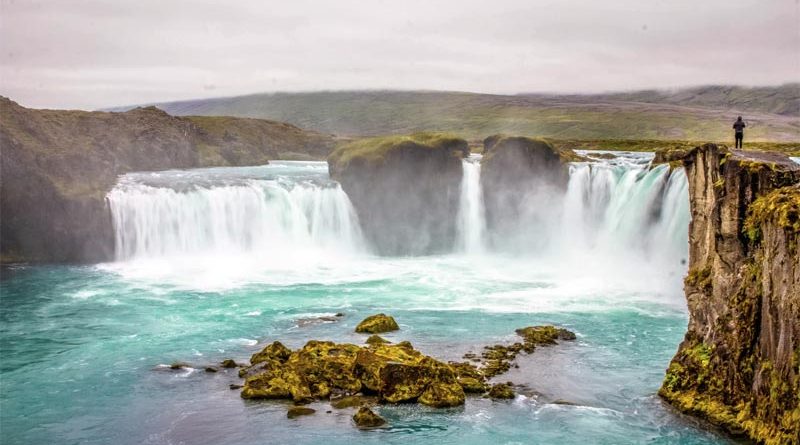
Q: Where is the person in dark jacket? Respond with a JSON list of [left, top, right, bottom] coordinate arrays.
[[733, 116, 746, 148]]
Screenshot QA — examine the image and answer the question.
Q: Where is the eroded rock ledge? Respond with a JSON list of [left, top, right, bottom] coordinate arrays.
[[656, 144, 800, 445]]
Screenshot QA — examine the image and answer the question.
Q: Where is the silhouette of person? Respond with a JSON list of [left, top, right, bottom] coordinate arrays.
[[733, 116, 746, 148]]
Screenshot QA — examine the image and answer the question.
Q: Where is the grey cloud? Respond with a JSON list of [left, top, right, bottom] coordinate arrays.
[[0, 0, 797, 109]]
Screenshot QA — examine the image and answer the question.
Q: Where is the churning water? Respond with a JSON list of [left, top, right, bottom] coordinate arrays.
[[0, 157, 733, 444]]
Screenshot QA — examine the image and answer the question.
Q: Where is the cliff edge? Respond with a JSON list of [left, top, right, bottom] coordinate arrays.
[[657, 144, 800, 444]]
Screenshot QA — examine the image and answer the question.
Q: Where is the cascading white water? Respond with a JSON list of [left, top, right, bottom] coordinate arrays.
[[456, 156, 487, 253], [559, 160, 689, 265], [107, 163, 366, 261]]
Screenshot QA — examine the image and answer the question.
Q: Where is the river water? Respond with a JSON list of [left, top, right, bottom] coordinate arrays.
[[0, 155, 736, 444]]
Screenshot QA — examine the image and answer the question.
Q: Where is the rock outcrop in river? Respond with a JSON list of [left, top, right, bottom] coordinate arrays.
[[480, 135, 585, 248], [657, 144, 800, 445], [0, 97, 334, 263], [327, 133, 469, 255]]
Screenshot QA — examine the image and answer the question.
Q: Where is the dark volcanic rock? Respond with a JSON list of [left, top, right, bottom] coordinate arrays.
[[657, 144, 800, 444], [0, 97, 334, 263], [327, 133, 468, 255]]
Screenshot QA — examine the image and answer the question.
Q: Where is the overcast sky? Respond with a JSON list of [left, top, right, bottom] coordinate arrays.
[[1, 0, 798, 110]]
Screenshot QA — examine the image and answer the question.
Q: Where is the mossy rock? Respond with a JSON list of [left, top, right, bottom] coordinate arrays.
[[352, 406, 385, 428], [419, 381, 466, 407], [355, 314, 399, 334], [287, 406, 316, 419], [328, 132, 468, 176], [365, 334, 390, 346], [515, 326, 576, 346], [488, 383, 516, 400], [331, 395, 371, 409], [250, 341, 291, 365], [240, 339, 467, 409]]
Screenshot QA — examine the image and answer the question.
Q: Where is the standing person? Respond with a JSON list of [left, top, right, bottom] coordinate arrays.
[[733, 116, 746, 148]]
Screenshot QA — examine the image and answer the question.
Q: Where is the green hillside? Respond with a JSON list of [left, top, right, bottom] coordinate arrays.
[[118, 86, 800, 143]]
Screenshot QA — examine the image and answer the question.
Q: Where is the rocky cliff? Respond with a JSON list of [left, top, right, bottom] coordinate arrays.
[[327, 133, 468, 255], [0, 97, 334, 263], [480, 135, 584, 249], [657, 144, 800, 444]]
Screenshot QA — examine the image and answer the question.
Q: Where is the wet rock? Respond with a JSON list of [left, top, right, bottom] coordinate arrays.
[[287, 406, 316, 419], [169, 362, 191, 370], [488, 383, 515, 400], [515, 326, 576, 347], [448, 361, 488, 393], [552, 399, 577, 405], [331, 395, 370, 409], [352, 406, 385, 428], [365, 334, 389, 346], [419, 381, 465, 407], [229, 384, 243, 390], [297, 313, 344, 328], [204, 367, 218, 373], [355, 313, 399, 334], [250, 341, 292, 366], [220, 359, 238, 368]]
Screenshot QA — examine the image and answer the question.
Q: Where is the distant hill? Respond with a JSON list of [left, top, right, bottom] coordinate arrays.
[[563, 84, 800, 116], [112, 85, 800, 142]]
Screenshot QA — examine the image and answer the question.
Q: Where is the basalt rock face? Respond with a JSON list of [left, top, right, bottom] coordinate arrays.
[[327, 133, 468, 255], [0, 97, 334, 263], [480, 136, 584, 249], [657, 144, 800, 445]]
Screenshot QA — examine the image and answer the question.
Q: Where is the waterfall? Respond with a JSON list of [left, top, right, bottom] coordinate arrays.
[[456, 156, 487, 253], [554, 155, 690, 280], [107, 163, 366, 261]]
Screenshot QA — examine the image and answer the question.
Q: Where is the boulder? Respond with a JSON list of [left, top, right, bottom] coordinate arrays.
[[352, 406, 385, 427], [220, 359, 238, 368], [365, 335, 390, 346], [287, 406, 316, 419], [355, 314, 399, 334], [250, 341, 292, 365]]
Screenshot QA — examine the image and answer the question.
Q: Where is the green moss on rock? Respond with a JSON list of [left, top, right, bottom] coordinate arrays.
[[352, 406, 385, 427], [355, 314, 399, 334], [328, 132, 468, 174]]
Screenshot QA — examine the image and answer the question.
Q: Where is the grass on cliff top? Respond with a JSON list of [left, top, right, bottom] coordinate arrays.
[[328, 132, 468, 166], [483, 135, 587, 162]]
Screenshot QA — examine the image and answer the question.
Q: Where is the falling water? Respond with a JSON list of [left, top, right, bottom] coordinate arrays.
[[107, 163, 366, 261], [456, 156, 487, 253]]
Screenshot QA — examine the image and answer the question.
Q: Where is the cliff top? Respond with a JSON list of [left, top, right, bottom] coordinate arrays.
[[328, 132, 469, 171], [482, 135, 587, 164], [654, 144, 800, 172]]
